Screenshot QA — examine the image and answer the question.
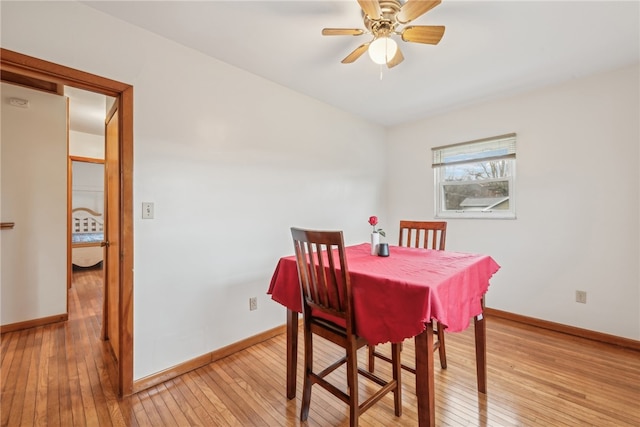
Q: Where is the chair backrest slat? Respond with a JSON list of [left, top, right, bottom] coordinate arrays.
[[399, 220, 447, 250]]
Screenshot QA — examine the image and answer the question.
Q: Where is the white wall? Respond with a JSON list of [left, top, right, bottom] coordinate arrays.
[[70, 131, 105, 214], [386, 65, 640, 340], [1, 83, 68, 325], [69, 130, 104, 159], [72, 161, 104, 214], [1, 1, 387, 378]]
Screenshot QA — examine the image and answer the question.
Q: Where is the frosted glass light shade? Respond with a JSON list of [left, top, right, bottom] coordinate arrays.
[[368, 37, 398, 65]]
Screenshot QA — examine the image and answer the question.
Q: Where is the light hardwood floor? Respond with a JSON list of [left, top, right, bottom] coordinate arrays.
[[2, 268, 639, 426]]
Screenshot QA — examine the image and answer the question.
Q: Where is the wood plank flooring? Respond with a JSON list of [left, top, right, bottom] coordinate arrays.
[[2, 267, 639, 426]]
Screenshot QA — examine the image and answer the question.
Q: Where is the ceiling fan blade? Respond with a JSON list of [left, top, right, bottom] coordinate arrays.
[[358, 0, 381, 20], [322, 28, 365, 36], [397, 0, 441, 24], [387, 46, 404, 68], [341, 43, 370, 64], [401, 25, 445, 45]]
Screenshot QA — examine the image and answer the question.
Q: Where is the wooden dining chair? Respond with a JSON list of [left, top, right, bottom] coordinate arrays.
[[291, 227, 402, 427], [399, 220, 447, 252], [368, 220, 448, 373]]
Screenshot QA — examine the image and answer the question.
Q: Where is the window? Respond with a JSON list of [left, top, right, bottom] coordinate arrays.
[[432, 133, 516, 219]]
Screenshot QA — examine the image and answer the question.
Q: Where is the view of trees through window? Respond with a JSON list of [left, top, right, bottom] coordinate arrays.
[[442, 160, 511, 211]]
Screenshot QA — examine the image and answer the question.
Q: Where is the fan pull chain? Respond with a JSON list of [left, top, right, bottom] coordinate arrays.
[[379, 65, 384, 81]]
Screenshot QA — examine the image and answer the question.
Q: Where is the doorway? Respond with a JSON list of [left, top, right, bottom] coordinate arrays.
[[1, 48, 134, 396], [70, 158, 105, 276]]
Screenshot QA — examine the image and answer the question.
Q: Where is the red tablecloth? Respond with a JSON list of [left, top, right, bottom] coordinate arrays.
[[268, 243, 500, 345]]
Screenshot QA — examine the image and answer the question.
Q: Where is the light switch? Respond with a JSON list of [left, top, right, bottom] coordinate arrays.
[[142, 202, 154, 219]]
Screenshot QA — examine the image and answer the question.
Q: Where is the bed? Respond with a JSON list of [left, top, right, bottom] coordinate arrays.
[[72, 207, 104, 268]]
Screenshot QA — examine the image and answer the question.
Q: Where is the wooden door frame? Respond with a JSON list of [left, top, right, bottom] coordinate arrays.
[[1, 48, 134, 397]]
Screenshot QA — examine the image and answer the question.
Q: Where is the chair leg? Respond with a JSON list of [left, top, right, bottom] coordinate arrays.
[[391, 343, 402, 417], [346, 341, 359, 427], [436, 321, 447, 369], [300, 326, 313, 421], [367, 345, 375, 372]]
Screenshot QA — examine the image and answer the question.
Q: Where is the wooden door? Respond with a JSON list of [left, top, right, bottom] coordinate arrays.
[[103, 102, 120, 362]]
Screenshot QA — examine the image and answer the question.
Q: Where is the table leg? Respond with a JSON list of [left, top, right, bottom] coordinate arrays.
[[414, 323, 435, 427], [286, 309, 298, 399], [474, 300, 487, 394]]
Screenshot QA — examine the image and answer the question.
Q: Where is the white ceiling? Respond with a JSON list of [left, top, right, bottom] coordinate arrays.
[[81, 0, 639, 127]]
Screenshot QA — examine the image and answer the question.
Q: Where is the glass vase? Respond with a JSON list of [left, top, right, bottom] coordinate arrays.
[[371, 232, 380, 256]]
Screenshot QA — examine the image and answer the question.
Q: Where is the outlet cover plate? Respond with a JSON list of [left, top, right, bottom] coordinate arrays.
[[142, 202, 154, 219]]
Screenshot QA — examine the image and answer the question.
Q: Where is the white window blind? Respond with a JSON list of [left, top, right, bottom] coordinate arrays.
[[432, 133, 516, 168]]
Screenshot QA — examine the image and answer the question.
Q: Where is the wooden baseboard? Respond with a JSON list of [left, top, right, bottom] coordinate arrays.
[[0, 313, 68, 334], [132, 324, 287, 394], [485, 307, 640, 351]]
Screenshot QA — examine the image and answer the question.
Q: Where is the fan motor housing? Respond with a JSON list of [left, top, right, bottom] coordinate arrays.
[[363, 0, 402, 36]]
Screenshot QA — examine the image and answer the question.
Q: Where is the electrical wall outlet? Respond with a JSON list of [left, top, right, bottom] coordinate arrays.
[[575, 290, 587, 304], [249, 297, 258, 311]]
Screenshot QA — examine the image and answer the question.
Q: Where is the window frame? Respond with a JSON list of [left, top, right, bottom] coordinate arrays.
[[432, 133, 517, 220]]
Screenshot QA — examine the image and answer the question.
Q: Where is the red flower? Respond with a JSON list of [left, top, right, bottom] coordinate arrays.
[[368, 216, 385, 237]]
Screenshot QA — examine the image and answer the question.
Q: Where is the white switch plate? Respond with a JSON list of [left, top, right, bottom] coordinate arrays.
[[142, 202, 154, 219]]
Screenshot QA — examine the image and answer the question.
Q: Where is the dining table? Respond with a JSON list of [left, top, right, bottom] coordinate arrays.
[[268, 242, 500, 427]]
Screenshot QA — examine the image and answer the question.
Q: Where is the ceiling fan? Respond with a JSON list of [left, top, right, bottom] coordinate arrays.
[[322, 0, 445, 68]]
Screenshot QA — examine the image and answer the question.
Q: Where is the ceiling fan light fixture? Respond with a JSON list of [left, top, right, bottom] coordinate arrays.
[[368, 36, 398, 65], [322, 0, 444, 67]]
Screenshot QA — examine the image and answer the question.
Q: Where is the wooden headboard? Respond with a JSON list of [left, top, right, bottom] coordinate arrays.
[[72, 207, 104, 234]]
